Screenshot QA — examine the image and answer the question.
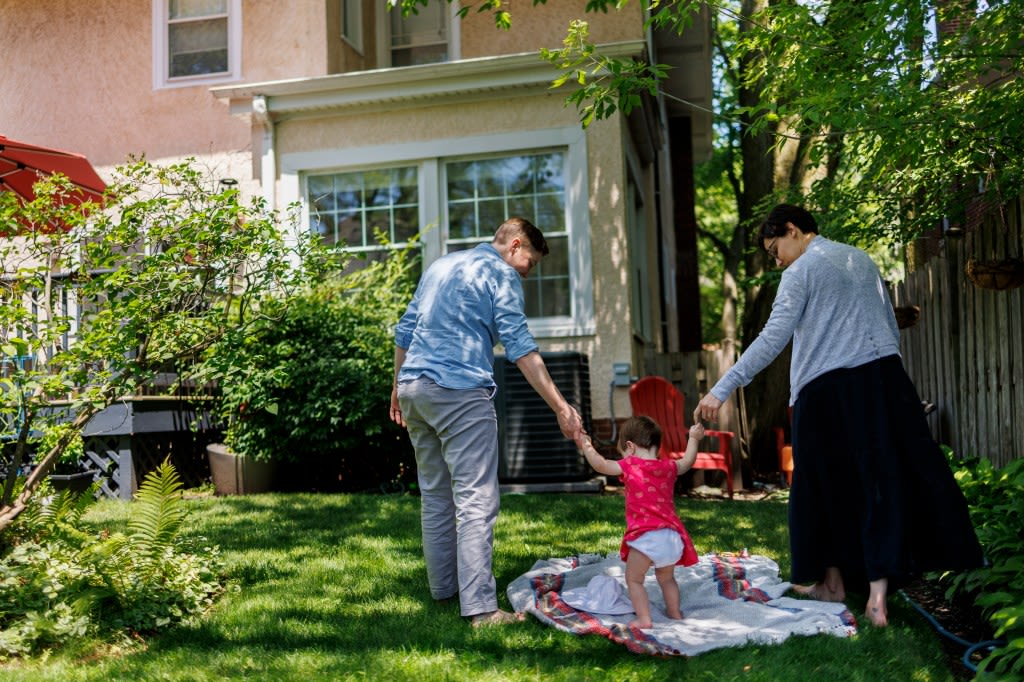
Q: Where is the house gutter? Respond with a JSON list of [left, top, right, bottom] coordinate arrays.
[[210, 41, 647, 119]]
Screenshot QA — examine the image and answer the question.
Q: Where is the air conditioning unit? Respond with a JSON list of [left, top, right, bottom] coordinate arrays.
[[493, 351, 592, 482]]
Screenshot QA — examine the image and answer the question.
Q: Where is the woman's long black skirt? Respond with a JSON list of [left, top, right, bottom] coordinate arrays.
[[789, 355, 984, 589]]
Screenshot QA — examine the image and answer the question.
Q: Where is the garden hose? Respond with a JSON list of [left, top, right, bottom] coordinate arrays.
[[898, 588, 1006, 674]]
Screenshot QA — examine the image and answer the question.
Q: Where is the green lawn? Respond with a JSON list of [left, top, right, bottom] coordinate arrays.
[[1, 491, 960, 681]]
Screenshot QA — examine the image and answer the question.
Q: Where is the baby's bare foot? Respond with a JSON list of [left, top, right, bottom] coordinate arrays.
[[666, 609, 684, 620], [629, 618, 654, 630]]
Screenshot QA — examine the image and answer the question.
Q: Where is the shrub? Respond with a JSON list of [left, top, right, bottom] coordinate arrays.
[[206, 246, 418, 492], [2, 158, 335, 528], [943, 449, 1024, 678]]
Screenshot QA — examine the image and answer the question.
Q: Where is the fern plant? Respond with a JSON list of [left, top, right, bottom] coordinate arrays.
[[0, 460, 224, 660], [119, 458, 186, 572]]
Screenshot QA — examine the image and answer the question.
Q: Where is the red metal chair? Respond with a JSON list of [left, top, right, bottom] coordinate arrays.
[[774, 406, 794, 486], [628, 375, 735, 498]]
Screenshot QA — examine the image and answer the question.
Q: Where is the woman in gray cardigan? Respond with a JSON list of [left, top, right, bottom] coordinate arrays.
[[695, 204, 982, 627]]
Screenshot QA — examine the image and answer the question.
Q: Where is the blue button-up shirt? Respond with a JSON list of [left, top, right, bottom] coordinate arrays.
[[395, 243, 538, 389]]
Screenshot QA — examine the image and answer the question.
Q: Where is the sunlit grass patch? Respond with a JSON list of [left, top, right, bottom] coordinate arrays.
[[0, 491, 961, 682]]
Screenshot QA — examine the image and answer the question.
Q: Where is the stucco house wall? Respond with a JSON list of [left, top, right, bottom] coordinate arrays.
[[1, 0, 708, 434]]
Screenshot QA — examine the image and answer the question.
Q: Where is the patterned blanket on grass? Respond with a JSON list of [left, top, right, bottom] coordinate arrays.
[[507, 552, 857, 657]]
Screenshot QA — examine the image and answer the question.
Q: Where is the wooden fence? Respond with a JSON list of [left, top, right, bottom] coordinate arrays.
[[891, 196, 1024, 468]]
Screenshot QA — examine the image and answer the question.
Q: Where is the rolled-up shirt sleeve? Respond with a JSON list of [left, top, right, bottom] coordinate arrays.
[[394, 292, 419, 350], [493, 268, 538, 363]]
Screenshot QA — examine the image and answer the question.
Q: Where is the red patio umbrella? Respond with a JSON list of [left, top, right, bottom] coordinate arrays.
[[0, 133, 106, 207]]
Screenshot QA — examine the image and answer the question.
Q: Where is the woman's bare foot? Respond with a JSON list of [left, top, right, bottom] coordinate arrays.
[[791, 582, 846, 602], [629, 618, 654, 630], [792, 567, 846, 602], [865, 601, 888, 626], [470, 609, 524, 627], [866, 578, 888, 626]]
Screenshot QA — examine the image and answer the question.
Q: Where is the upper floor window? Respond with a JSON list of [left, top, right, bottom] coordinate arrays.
[[153, 0, 241, 89], [379, 1, 456, 67], [391, 1, 447, 66], [341, 0, 363, 52]]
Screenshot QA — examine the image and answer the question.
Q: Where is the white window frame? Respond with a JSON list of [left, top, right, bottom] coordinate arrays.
[[279, 127, 595, 338], [341, 0, 363, 53], [152, 0, 242, 90], [375, 0, 461, 68], [626, 173, 653, 342]]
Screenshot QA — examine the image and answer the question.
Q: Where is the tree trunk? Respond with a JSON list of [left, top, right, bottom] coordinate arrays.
[[729, 0, 795, 479]]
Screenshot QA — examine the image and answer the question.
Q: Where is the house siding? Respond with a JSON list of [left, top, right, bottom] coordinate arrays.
[[1, 0, 709, 430]]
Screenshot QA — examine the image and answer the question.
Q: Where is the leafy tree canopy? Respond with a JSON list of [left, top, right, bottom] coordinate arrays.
[[396, 0, 1023, 244]]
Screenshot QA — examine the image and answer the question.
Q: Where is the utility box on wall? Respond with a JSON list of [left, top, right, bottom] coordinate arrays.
[[493, 351, 592, 482]]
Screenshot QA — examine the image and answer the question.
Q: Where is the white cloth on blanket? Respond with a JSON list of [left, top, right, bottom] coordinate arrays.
[[561, 574, 635, 615], [507, 553, 856, 656]]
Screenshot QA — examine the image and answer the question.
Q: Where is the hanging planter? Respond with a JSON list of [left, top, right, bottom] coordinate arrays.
[[893, 305, 921, 329], [964, 257, 1024, 291]]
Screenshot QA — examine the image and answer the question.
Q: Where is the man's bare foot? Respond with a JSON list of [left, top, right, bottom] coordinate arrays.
[[791, 582, 846, 602], [629, 618, 654, 630], [470, 609, 524, 627]]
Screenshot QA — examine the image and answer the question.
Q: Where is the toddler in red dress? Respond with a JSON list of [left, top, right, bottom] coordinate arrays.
[[577, 415, 703, 629]]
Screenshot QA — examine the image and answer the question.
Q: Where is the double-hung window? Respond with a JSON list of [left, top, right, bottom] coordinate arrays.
[[294, 130, 593, 336], [153, 0, 241, 88], [341, 0, 363, 52], [445, 152, 569, 319], [378, 1, 457, 67]]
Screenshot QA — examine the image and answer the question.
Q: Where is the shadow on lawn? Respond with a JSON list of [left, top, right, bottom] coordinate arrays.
[[82, 492, 958, 681]]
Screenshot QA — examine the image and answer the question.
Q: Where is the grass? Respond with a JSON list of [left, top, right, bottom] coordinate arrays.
[[0, 491, 961, 681]]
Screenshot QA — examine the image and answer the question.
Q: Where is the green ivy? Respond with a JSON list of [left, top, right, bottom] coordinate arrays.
[[943, 449, 1024, 678]]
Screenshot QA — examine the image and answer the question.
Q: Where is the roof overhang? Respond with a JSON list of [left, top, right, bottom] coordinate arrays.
[[652, 5, 714, 162], [211, 41, 648, 120]]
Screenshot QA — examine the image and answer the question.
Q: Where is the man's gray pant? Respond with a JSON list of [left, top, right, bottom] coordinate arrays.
[[397, 377, 500, 617]]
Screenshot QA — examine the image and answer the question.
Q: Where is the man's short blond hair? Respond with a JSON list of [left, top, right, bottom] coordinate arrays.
[[493, 217, 549, 256]]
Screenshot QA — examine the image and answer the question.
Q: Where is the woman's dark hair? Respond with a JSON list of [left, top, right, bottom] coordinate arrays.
[[759, 204, 819, 246], [618, 415, 662, 451]]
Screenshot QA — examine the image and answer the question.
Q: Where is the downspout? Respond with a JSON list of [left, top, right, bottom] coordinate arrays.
[[252, 95, 276, 212]]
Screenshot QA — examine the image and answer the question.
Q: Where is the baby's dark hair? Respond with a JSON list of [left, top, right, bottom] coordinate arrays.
[[618, 415, 662, 451]]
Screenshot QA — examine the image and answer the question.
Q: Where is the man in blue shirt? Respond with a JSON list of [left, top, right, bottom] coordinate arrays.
[[391, 216, 583, 626]]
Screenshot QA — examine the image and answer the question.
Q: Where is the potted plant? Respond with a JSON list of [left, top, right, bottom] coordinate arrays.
[[36, 423, 99, 494], [205, 442, 276, 496], [196, 247, 417, 494]]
